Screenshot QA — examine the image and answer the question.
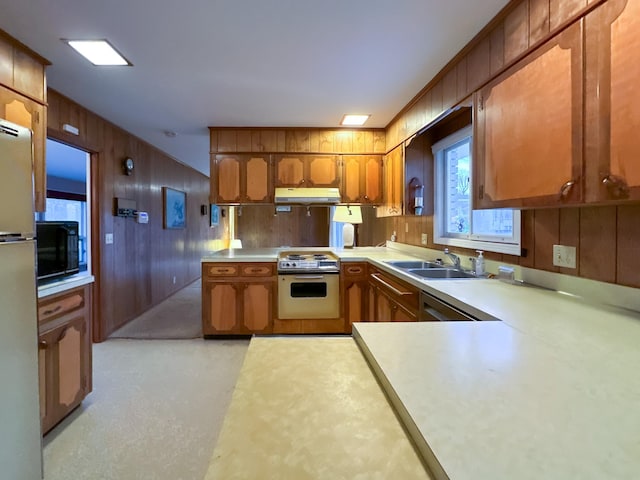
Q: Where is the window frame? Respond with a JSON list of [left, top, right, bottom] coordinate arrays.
[[433, 126, 521, 256]]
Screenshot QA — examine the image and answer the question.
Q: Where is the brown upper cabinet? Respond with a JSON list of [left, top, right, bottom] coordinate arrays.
[[274, 154, 340, 188], [341, 155, 383, 204], [376, 145, 404, 217], [0, 33, 48, 212], [212, 154, 273, 204], [585, 0, 640, 203], [474, 20, 584, 209]]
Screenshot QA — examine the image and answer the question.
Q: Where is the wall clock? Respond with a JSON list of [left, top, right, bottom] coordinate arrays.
[[123, 157, 134, 175]]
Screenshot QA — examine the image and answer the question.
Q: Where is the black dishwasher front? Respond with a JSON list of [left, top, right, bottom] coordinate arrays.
[[419, 291, 477, 321]]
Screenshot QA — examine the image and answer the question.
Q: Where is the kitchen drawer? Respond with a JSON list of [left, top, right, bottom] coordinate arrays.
[[38, 289, 85, 325], [205, 264, 239, 276], [240, 264, 274, 276], [369, 268, 419, 311], [342, 263, 367, 277]]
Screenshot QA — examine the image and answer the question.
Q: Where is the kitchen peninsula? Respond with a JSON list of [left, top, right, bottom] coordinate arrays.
[[204, 244, 640, 479]]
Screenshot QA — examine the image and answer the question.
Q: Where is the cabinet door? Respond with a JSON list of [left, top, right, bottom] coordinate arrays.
[[376, 146, 403, 217], [474, 21, 584, 208], [307, 155, 340, 187], [343, 279, 368, 331], [392, 302, 418, 322], [214, 155, 242, 203], [245, 155, 272, 202], [342, 155, 382, 204], [0, 85, 46, 211], [585, 0, 640, 202], [241, 282, 274, 333], [39, 314, 88, 434], [203, 282, 239, 334], [375, 288, 393, 322], [275, 155, 305, 187]]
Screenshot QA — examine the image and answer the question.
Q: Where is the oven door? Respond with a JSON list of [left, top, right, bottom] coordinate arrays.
[[278, 273, 340, 319]]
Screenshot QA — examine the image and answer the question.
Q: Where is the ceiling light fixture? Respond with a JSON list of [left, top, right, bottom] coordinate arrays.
[[63, 39, 132, 66], [340, 114, 370, 126]]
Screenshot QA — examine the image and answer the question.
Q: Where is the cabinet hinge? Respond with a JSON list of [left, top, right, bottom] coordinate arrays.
[[479, 185, 484, 200], [478, 96, 484, 111]]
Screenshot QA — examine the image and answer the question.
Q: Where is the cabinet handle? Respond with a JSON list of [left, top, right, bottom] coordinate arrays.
[[39, 340, 48, 349], [43, 305, 63, 316], [559, 180, 576, 199], [602, 175, 629, 199], [370, 273, 412, 296]]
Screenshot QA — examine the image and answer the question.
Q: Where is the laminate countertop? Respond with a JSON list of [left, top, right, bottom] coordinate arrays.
[[205, 336, 433, 480], [354, 317, 640, 480]]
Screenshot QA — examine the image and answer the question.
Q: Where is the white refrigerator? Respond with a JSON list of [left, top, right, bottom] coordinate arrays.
[[0, 119, 43, 478]]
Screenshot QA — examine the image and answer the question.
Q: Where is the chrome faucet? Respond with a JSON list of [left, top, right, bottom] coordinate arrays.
[[443, 248, 461, 269]]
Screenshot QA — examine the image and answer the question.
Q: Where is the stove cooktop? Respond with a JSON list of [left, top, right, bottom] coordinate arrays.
[[277, 252, 340, 273]]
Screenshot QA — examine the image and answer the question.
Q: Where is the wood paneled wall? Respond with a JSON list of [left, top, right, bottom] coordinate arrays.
[[237, 206, 329, 248], [48, 90, 228, 341]]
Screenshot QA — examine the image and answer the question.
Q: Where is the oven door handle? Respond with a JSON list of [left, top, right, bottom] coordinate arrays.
[[292, 275, 325, 280]]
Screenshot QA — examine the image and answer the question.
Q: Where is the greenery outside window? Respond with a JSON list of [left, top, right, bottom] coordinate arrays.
[[433, 126, 521, 255]]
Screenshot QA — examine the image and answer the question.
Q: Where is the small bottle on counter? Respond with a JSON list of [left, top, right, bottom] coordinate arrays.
[[390, 231, 397, 242], [475, 250, 485, 276]]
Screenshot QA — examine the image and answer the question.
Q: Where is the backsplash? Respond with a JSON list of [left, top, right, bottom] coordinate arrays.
[[359, 204, 640, 290]]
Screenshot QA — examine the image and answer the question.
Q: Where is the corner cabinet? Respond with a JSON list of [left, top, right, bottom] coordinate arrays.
[[211, 154, 273, 204], [474, 20, 584, 209], [367, 267, 418, 322], [341, 262, 369, 332], [585, 0, 640, 203], [38, 284, 92, 434], [341, 155, 383, 204], [202, 262, 276, 335], [274, 154, 340, 188]]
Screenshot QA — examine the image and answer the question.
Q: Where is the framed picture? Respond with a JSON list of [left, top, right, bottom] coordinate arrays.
[[210, 204, 220, 227], [163, 187, 186, 229]]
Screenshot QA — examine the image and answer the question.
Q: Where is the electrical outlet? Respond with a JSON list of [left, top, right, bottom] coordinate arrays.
[[421, 233, 428, 245], [172, 276, 176, 284], [105, 233, 113, 244], [552, 244, 576, 268]]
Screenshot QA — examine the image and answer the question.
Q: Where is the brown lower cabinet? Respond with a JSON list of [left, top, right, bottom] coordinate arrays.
[[38, 284, 92, 435], [202, 262, 276, 335], [368, 267, 419, 322], [341, 262, 369, 332]]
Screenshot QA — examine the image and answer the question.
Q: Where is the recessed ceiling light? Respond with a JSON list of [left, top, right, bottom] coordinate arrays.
[[341, 114, 370, 126], [63, 39, 132, 66]]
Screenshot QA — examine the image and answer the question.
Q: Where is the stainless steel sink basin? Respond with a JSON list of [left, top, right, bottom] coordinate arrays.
[[407, 268, 476, 279], [385, 260, 442, 269]]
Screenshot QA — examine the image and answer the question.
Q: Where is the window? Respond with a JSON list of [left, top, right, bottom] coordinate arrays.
[[433, 126, 521, 255]]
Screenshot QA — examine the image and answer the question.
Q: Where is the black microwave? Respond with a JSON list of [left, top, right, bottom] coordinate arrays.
[[36, 221, 80, 281]]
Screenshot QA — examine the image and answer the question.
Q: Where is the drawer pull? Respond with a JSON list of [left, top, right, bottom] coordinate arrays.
[[250, 268, 262, 273], [347, 267, 363, 274], [43, 305, 63, 316], [371, 273, 412, 296]]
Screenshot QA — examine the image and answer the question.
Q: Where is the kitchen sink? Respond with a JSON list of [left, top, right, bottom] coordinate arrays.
[[385, 260, 443, 269], [407, 268, 476, 279]]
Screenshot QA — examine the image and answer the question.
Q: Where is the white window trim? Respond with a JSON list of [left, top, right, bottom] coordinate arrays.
[[433, 126, 521, 256]]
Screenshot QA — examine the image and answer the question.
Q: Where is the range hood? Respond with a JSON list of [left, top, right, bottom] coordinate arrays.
[[274, 187, 341, 205]]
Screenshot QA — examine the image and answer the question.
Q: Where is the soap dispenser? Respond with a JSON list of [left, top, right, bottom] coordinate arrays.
[[475, 250, 485, 276]]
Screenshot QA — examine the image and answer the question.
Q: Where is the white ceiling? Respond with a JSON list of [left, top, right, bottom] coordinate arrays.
[[0, 0, 509, 176]]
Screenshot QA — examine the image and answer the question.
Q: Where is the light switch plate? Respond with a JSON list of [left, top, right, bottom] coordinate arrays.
[[421, 233, 428, 245], [105, 233, 114, 245], [553, 244, 576, 268]]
